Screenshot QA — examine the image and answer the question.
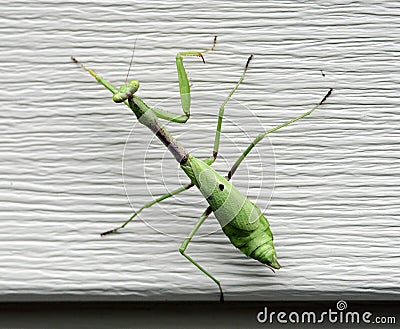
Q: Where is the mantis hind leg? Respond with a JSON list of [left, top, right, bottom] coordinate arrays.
[[228, 88, 333, 179], [179, 206, 224, 302]]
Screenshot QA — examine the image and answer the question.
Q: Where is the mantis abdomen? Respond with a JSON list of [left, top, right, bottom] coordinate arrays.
[[181, 155, 280, 270]]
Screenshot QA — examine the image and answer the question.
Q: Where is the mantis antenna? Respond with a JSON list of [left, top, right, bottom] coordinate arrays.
[[125, 36, 138, 83]]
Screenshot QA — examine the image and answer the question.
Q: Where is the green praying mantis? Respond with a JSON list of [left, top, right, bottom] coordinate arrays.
[[71, 36, 332, 302]]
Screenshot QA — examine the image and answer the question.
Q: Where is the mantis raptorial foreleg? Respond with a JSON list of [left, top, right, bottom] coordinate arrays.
[[71, 36, 217, 124], [132, 36, 217, 123], [176, 36, 217, 117]]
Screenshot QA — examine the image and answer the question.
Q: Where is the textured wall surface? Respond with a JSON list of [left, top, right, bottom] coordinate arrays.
[[0, 0, 399, 301]]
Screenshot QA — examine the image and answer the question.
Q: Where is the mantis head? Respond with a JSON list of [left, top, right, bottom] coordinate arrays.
[[113, 80, 140, 103]]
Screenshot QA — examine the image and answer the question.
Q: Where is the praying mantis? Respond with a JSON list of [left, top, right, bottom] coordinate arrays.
[[71, 36, 332, 302]]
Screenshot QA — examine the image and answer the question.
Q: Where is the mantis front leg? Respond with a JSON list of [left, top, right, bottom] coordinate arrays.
[[175, 36, 217, 120], [134, 36, 218, 123], [71, 36, 217, 124]]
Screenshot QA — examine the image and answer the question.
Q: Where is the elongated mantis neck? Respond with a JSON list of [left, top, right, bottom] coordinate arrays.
[[127, 97, 190, 164]]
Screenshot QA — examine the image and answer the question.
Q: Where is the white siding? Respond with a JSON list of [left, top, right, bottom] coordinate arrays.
[[0, 0, 399, 300]]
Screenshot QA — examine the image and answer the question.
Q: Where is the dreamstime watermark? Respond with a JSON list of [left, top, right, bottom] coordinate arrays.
[[257, 300, 396, 325]]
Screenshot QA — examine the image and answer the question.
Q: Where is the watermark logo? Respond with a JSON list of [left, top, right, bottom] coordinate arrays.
[[336, 300, 347, 311], [257, 300, 396, 325]]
